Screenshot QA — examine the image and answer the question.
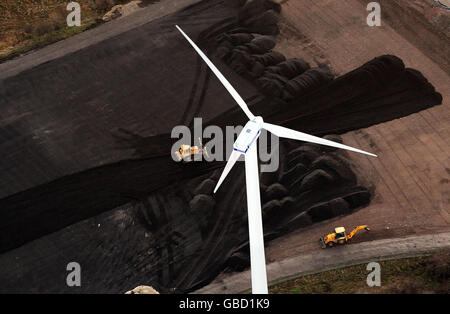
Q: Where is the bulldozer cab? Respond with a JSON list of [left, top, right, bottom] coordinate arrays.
[[334, 227, 346, 240], [179, 145, 191, 155], [174, 139, 208, 163]]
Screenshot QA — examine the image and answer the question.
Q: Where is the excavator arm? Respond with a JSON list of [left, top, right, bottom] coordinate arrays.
[[346, 225, 370, 240], [348, 225, 369, 239]]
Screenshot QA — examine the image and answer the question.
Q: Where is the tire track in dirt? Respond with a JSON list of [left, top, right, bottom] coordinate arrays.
[[375, 125, 432, 213], [174, 168, 247, 290], [181, 16, 240, 127], [179, 54, 205, 125], [188, 69, 212, 128]]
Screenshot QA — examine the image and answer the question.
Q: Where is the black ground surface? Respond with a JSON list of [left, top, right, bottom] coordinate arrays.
[[0, 0, 442, 293]]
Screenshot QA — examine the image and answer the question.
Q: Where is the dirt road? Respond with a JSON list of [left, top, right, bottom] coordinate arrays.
[[0, 0, 202, 80], [194, 232, 450, 293]]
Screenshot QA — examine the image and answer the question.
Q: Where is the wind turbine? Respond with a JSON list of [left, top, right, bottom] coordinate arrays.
[[175, 25, 377, 294]]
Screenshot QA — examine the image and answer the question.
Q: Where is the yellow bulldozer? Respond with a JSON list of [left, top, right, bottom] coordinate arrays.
[[174, 138, 208, 162], [320, 225, 370, 248]]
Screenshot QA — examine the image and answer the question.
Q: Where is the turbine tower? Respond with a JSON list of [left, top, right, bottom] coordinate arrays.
[[176, 25, 377, 294]]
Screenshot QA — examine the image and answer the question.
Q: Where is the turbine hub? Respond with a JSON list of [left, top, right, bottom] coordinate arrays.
[[253, 116, 264, 126]]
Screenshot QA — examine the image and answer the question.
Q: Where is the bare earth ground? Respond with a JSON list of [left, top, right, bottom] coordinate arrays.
[[195, 232, 450, 293], [263, 0, 449, 262]]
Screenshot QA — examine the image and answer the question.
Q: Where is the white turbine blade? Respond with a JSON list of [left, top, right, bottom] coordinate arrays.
[[263, 123, 377, 157], [213, 150, 242, 193], [175, 25, 255, 120], [244, 143, 268, 294]]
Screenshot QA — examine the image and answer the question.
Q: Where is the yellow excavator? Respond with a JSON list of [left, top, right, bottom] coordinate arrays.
[[320, 225, 370, 248]]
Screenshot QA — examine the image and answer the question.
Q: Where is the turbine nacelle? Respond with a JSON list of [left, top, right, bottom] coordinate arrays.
[[234, 116, 264, 154]]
